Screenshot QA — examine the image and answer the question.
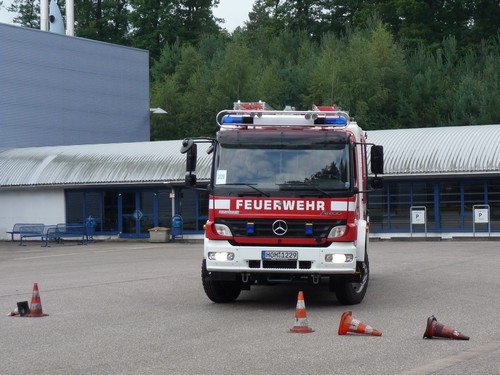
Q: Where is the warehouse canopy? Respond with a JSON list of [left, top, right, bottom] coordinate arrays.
[[0, 124, 499, 188], [0, 140, 211, 187], [368, 124, 500, 177]]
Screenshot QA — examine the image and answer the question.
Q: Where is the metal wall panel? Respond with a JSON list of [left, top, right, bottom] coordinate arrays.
[[0, 23, 149, 148], [0, 141, 212, 187], [368, 124, 500, 177]]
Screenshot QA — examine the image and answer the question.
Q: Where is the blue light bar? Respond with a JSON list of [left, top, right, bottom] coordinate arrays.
[[221, 115, 254, 125], [247, 222, 255, 235], [305, 222, 313, 235], [325, 116, 348, 125]]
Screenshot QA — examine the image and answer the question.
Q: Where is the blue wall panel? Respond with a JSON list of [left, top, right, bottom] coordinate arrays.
[[0, 23, 149, 148]]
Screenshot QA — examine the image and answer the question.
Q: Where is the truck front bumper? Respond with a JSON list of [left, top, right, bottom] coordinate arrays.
[[204, 238, 359, 274]]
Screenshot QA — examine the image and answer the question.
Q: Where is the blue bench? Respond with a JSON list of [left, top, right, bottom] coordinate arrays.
[[18, 224, 47, 246], [7, 223, 45, 241], [42, 224, 90, 247]]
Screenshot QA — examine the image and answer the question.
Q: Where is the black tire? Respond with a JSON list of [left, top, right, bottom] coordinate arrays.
[[201, 260, 242, 303], [332, 251, 369, 305]]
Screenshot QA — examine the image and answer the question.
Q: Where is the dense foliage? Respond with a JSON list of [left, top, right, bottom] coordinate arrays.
[[6, 0, 500, 139]]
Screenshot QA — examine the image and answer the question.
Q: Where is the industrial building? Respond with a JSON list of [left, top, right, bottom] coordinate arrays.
[[0, 125, 499, 240], [1, 23, 498, 240]]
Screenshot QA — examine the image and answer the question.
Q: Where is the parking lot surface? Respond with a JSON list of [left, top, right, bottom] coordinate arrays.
[[1, 239, 499, 374]]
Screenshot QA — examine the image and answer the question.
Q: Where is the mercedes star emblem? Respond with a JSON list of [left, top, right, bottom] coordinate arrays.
[[272, 220, 288, 236]]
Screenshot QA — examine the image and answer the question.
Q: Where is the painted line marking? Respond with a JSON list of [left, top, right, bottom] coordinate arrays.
[[401, 340, 500, 375]]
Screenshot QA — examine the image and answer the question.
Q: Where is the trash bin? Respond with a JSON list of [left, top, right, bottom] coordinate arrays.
[[171, 215, 183, 240], [148, 227, 171, 243]]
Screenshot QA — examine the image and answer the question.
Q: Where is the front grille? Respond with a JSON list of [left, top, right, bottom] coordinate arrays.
[[248, 260, 312, 270], [218, 218, 344, 238], [249, 260, 260, 268], [263, 260, 297, 269], [299, 261, 312, 269]]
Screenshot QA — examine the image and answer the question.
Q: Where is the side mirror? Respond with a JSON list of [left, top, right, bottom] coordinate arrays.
[[185, 173, 197, 186], [181, 139, 197, 186], [186, 143, 197, 173], [370, 145, 384, 175], [180, 138, 194, 154], [369, 176, 384, 189]]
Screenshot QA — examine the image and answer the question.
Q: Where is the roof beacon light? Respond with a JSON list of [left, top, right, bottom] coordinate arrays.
[[221, 115, 253, 125], [234, 100, 274, 111], [314, 116, 348, 126], [217, 101, 351, 128], [312, 105, 337, 112]]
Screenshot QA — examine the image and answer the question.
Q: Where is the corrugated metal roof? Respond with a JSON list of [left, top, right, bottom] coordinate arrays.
[[0, 140, 212, 187], [1, 124, 499, 188], [368, 124, 500, 177]]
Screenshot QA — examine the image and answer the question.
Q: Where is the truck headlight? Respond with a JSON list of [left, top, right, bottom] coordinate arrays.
[[328, 225, 347, 238], [325, 254, 353, 263], [208, 252, 235, 261], [214, 223, 232, 237]]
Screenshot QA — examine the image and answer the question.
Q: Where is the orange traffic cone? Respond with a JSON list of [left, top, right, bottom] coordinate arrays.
[[423, 315, 469, 340], [338, 311, 382, 336], [289, 291, 314, 333], [26, 283, 48, 317]]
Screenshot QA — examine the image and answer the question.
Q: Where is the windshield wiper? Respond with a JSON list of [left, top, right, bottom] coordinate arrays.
[[221, 183, 270, 197], [279, 181, 335, 197]]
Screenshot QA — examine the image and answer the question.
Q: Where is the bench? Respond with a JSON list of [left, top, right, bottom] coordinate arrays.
[[7, 223, 45, 241], [42, 224, 90, 247], [18, 224, 47, 246]]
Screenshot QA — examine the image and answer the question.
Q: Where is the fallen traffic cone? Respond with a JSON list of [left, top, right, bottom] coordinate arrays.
[[289, 291, 314, 333], [423, 315, 469, 340], [338, 311, 382, 336], [7, 307, 19, 316], [7, 301, 30, 317], [26, 283, 48, 317]]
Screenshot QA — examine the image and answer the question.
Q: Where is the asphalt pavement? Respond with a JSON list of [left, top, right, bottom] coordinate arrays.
[[0, 238, 499, 375]]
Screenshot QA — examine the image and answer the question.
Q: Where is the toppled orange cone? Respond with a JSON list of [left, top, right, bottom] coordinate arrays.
[[7, 301, 30, 317], [423, 315, 469, 340], [7, 307, 19, 316], [26, 283, 48, 317], [338, 311, 382, 336], [289, 291, 314, 333]]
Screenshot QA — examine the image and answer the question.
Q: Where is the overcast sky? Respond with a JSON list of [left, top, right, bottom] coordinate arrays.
[[0, 0, 255, 32]]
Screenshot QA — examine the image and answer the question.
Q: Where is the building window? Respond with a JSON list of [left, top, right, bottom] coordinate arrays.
[[389, 182, 411, 230], [178, 188, 209, 232], [439, 182, 461, 230], [66, 191, 83, 224], [412, 182, 435, 230], [463, 182, 486, 230], [102, 192, 118, 232], [369, 185, 388, 231], [158, 189, 173, 228], [487, 182, 499, 231]]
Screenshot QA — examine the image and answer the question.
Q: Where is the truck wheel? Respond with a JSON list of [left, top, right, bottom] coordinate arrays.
[[201, 260, 242, 303], [332, 252, 369, 305]]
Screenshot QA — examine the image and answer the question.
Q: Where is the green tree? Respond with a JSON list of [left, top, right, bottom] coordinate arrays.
[[75, 0, 130, 45], [304, 33, 342, 107], [151, 41, 220, 139], [470, 0, 500, 44], [325, 21, 407, 129], [7, 0, 39, 28], [246, 0, 284, 35], [129, 0, 220, 62], [209, 39, 259, 109]]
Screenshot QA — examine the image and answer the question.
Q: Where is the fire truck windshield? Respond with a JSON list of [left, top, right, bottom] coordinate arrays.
[[214, 130, 352, 195]]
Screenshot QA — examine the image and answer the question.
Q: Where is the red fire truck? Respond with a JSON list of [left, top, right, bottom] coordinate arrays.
[[181, 101, 383, 305]]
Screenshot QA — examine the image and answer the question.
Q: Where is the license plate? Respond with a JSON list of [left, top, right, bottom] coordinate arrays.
[[261, 251, 298, 260]]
